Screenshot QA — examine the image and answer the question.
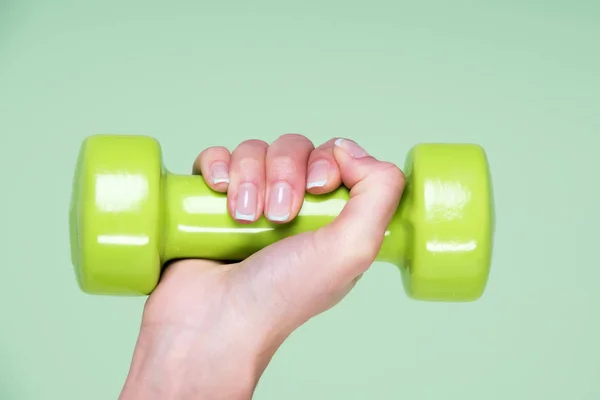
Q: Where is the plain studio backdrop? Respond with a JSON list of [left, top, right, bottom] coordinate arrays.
[[0, 1, 598, 399]]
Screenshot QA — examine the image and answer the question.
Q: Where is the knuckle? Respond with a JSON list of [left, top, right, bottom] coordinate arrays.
[[378, 162, 406, 187], [210, 145, 230, 153], [310, 148, 334, 161], [269, 155, 297, 176], [239, 139, 269, 150], [200, 146, 229, 158], [353, 240, 380, 266], [278, 133, 308, 143], [237, 157, 264, 173], [312, 226, 379, 281]]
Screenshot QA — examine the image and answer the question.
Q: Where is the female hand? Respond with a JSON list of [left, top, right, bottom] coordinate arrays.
[[119, 134, 405, 400]]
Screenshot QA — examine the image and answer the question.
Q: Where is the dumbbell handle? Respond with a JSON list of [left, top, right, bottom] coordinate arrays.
[[161, 173, 410, 266]]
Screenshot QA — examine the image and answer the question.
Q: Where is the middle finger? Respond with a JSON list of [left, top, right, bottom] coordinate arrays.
[[228, 139, 269, 223], [265, 133, 315, 223]]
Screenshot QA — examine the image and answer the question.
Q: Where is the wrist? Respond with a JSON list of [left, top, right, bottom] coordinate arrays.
[[119, 324, 263, 400]]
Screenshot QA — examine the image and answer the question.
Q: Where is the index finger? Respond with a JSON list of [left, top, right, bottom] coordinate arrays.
[[305, 138, 343, 194]]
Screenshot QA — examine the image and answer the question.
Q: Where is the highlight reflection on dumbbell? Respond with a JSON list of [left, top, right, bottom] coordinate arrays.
[[69, 134, 495, 302]]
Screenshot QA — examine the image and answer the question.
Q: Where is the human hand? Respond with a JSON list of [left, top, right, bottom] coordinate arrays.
[[119, 134, 405, 399]]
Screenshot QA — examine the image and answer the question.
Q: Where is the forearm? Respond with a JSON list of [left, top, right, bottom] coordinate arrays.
[[119, 325, 260, 400]]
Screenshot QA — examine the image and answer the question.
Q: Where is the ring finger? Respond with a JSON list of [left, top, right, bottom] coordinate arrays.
[[265, 133, 315, 222]]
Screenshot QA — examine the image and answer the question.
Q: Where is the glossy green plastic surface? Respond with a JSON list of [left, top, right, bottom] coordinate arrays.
[[69, 134, 494, 301]]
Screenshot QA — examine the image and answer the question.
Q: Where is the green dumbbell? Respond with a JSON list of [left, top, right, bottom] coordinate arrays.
[[69, 134, 495, 301]]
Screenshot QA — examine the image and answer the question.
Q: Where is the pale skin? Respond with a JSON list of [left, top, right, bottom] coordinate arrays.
[[119, 134, 406, 399]]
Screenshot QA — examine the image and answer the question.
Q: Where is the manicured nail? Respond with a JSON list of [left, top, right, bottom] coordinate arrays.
[[334, 138, 368, 158], [235, 182, 258, 221], [267, 181, 292, 222], [211, 161, 229, 184], [306, 161, 329, 189]]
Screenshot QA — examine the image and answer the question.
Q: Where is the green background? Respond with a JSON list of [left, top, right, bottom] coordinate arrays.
[[1, 1, 598, 398]]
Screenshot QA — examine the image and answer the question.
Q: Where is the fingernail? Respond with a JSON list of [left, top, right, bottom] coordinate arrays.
[[267, 181, 292, 222], [306, 160, 329, 189], [211, 161, 229, 184], [235, 182, 258, 221], [334, 138, 368, 158]]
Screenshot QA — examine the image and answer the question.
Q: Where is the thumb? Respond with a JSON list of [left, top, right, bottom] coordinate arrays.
[[313, 138, 405, 279]]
